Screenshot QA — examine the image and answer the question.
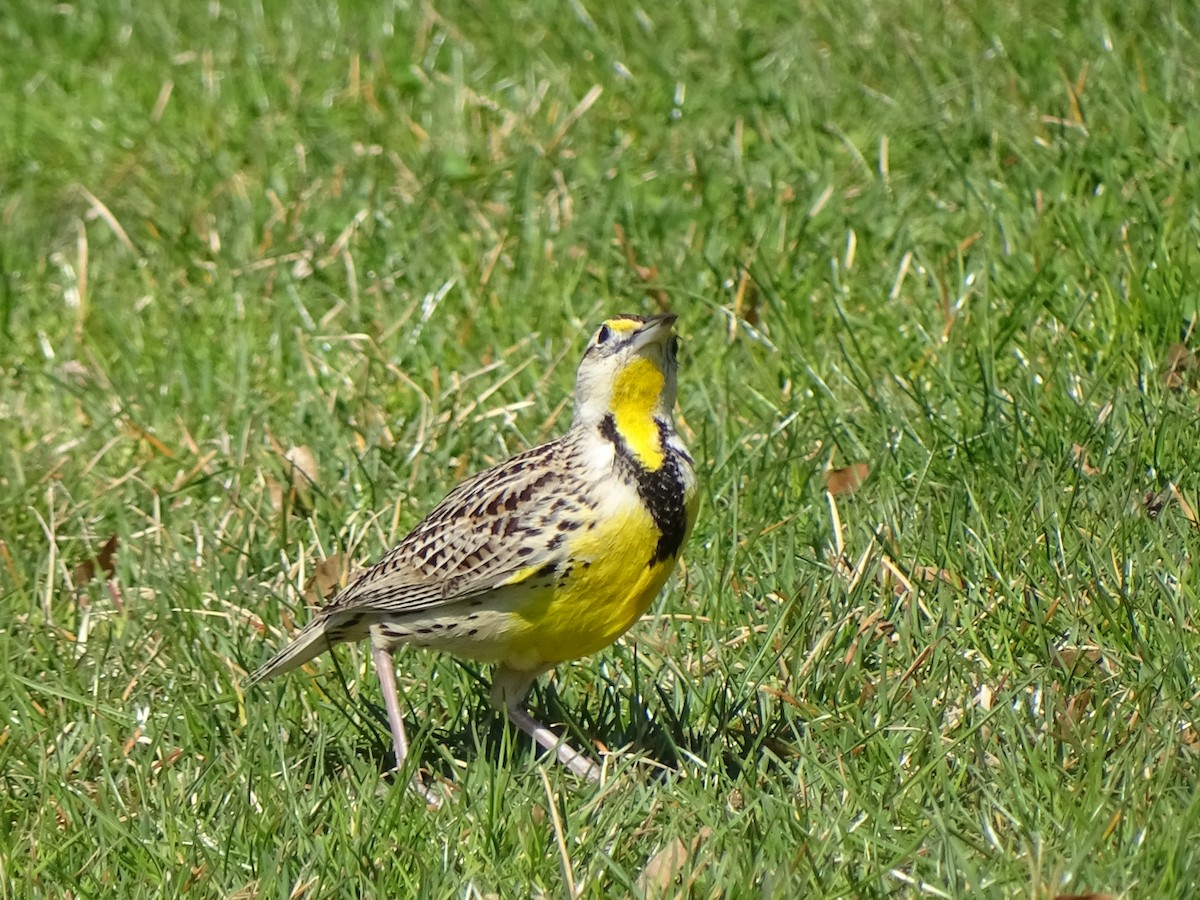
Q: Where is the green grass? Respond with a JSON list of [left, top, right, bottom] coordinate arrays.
[[4, 0, 1200, 896]]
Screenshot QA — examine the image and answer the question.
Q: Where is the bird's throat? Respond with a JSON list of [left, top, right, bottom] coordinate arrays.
[[609, 358, 666, 470]]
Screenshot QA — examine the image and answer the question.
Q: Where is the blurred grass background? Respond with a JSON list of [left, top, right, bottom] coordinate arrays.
[[3, 0, 1200, 896]]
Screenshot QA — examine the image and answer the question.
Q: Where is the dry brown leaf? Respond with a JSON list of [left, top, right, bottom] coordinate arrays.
[[733, 268, 761, 327], [1162, 342, 1194, 389], [273, 445, 320, 514], [635, 828, 713, 898], [1050, 646, 1103, 674], [635, 837, 689, 898], [908, 565, 961, 588], [284, 445, 319, 489], [759, 685, 803, 708], [72, 534, 120, 588], [305, 553, 345, 605], [825, 463, 870, 496], [95, 534, 120, 574], [1071, 444, 1100, 476], [181, 866, 207, 893], [0, 540, 18, 589], [151, 748, 184, 774], [223, 884, 261, 900], [1169, 483, 1198, 527], [265, 475, 284, 513], [122, 418, 175, 458]]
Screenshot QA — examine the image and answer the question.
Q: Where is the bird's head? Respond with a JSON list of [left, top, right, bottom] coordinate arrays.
[[572, 314, 680, 462]]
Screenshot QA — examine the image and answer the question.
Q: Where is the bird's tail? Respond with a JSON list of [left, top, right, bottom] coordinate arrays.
[[244, 609, 369, 687]]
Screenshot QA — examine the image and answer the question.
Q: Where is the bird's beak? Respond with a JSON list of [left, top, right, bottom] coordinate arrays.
[[630, 314, 677, 351]]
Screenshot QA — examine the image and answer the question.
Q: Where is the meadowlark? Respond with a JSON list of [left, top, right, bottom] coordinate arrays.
[[247, 313, 697, 793]]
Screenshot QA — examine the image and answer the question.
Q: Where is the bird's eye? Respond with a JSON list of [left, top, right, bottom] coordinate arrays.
[[596, 324, 612, 345]]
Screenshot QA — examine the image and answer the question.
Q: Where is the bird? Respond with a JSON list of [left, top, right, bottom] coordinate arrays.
[[246, 313, 697, 796]]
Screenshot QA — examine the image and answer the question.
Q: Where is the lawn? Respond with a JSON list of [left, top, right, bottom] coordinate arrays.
[[3, 0, 1200, 896]]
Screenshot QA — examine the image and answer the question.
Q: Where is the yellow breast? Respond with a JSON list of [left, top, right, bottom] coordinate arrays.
[[503, 493, 693, 667]]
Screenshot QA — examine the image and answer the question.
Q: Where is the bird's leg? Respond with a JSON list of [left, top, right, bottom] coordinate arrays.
[[371, 643, 441, 806], [371, 645, 411, 768], [505, 704, 603, 782], [491, 667, 602, 782]]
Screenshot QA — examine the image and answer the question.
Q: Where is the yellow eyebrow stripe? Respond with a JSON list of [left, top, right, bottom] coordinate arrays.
[[602, 317, 643, 334]]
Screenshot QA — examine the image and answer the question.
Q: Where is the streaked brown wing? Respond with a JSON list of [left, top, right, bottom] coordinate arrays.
[[322, 439, 585, 617]]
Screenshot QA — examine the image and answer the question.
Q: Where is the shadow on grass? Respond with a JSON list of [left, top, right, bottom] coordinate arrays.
[[307, 658, 803, 786]]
